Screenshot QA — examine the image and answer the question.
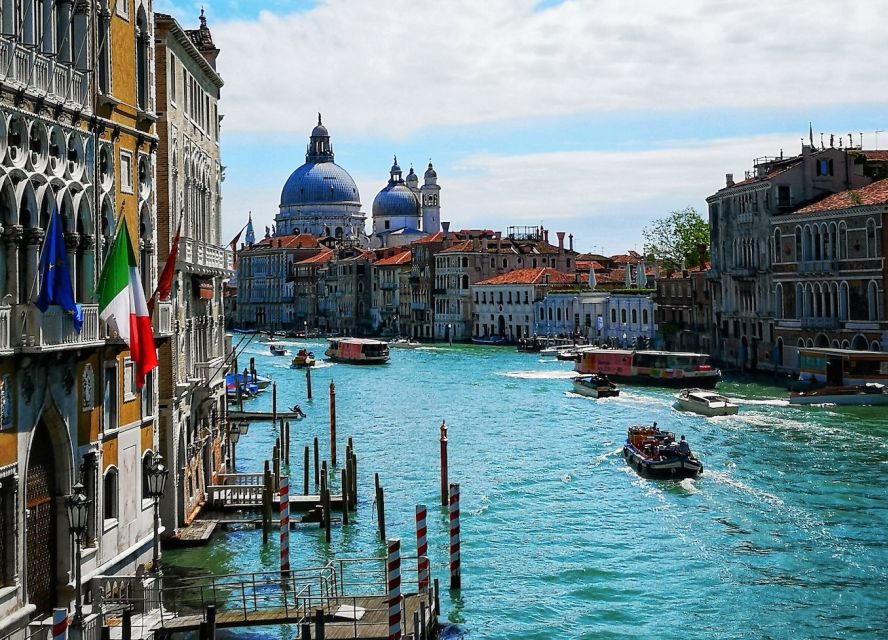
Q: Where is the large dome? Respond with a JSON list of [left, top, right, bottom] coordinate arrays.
[[280, 161, 360, 207], [372, 183, 420, 219]]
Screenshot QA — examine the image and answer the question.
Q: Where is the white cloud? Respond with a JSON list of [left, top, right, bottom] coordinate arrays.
[[223, 133, 798, 255], [206, 0, 888, 137]]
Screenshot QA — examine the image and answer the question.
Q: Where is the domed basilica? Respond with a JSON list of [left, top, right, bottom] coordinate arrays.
[[275, 116, 441, 248]]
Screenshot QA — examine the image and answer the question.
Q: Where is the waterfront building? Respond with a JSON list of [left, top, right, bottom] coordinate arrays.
[[433, 227, 575, 341], [534, 291, 606, 338], [471, 268, 575, 341], [706, 143, 885, 371], [234, 234, 325, 330], [770, 178, 888, 369], [321, 249, 376, 336], [371, 249, 411, 335], [409, 231, 450, 339], [293, 248, 334, 333], [371, 160, 441, 248], [275, 116, 367, 244], [154, 12, 232, 530], [654, 264, 713, 353], [0, 0, 172, 633]]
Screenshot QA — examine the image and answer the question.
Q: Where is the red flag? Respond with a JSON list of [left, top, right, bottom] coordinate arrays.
[[148, 218, 181, 314]]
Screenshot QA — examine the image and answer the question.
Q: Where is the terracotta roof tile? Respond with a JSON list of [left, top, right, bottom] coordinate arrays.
[[440, 240, 475, 253], [374, 251, 412, 267], [474, 268, 575, 286], [576, 260, 605, 271], [295, 249, 334, 265], [795, 177, 888, 214], [414, 232, 445, 245], [246, 233, 321, 250], [858, 150, 888, 162]]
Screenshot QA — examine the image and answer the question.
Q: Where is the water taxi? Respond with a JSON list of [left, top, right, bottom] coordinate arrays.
[[623, 425, 703, 479], [575, 348, 720, 388], [291, 349, 316, 368], [472, 335, 508, 346], [389, 338, 422, 349], [789, 383, 888, 406], [325, 338, 390, 364], [674, 388, 739, 416], [269, 344, 288, 356], [572, 374, 620, 398]]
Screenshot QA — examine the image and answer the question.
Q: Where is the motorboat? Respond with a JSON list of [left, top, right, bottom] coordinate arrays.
[[325, 338, 390, 364], [556, 349, 580, 362], [674, 388, 739, 416], [572, 374, 620, 398], [789, 383, 888, 406], [389, 338, 422, 349], [623, 425, 703, 479], [226, 381, 258, 400], [291, 349, 316, 368], [472, 336, 507, 346], [226, 372, 271, 391], [269, 345, 288, 356]]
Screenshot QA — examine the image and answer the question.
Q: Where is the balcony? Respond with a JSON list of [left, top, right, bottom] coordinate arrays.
[[729, 266, 756, 278], [800, 317, 840, 330], [193, 356, 225, 384], [411, 302, 426, 311], [0, 40, 90, 114], [798, 259, 838, 275], [380, 282, 397, 290], [153, 301, 174, 338], [16, 304, 103, 352], [178, 237, 235, 277]]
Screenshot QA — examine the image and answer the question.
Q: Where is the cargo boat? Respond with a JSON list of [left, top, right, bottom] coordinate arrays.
[[575, 348, 720, 388], [325, 338, 390, 364], [623, 425, 703, 479]]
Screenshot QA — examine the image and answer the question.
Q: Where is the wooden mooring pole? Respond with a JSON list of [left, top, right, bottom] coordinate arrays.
[[313, 437, 320, 492], [449, 482, 461, 590], [416, 504, 429, 593], [329, 380, 337, 466], [375, 475, 386, 542], [303, 445, 310, 496], [206, 605, 216, 639], [262, 460, 272, 543], [386, 539, 402, 640], [440, 421, 449, 507], [306, 366, 313, 400], [272, 382, 278, 423]]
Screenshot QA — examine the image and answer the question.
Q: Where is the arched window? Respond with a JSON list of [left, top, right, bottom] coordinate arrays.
[[795, 226, 802, 262], [135, 6, 149, 110], [611, 308, 616, 323], [774, 283, 783, 318], [142, 451, 154, 500], [104, 467, 119, 520], [839, 281, 849, 321], [631, 309, 637, 324], [868, 280, 879, 321], [620, 309, 627, 324], [547, 308, 553, 321], [773, 229, 782, 263], [838, 222, 847, 259], [872, 341, 882, 352], [867, 218, 877, 257], [539, 308, 544, 321], [642, 309, 649, 325], [82, 364, 94, 410], [556, 308, 562, 322], [462, 275, 468, 289]]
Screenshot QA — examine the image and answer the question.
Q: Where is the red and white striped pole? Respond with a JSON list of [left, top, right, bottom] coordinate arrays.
[[280, 475, 290, 586], [449, 482, 461, 590], [415, 504, 429, 593], [386, 538, 401, 640], [52, 608, 68, 640]]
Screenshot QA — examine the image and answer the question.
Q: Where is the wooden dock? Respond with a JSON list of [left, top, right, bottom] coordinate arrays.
[[228, 410, 305, 422], [164, 520, 218, 548], [155, 594, 435, 639]]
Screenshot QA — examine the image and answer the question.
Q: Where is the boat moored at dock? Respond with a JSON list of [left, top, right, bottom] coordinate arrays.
[[789, 383, 888, 406], [623, 425, 703, 479], [675, 388, 739, 416], [576, 348, 720, 388], [325, 337, 390, 364]]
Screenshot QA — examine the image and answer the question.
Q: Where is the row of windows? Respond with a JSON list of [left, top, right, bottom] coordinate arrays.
[[474, 290, 531, 305]]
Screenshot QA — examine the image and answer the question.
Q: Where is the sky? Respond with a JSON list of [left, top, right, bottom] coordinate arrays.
[[157, 0, 888, 255]]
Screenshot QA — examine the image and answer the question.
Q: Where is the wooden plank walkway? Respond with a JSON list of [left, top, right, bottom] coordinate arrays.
[[228, 410, 306, 422], [164, 520, 218, 548], [157, 594, 434, 639], [208, 490, 343, 511]]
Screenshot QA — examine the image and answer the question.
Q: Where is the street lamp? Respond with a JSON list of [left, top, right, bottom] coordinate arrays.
[[229, 423, 241, 471], [447, 323, 452, 346], [146, 454, 169, 574], [65, 482, 90, 624]]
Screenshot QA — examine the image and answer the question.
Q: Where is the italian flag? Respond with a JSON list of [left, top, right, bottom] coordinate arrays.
[[97, 218, 158, 389]]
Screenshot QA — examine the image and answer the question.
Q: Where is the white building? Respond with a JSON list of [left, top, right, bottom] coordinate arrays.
[[371, 160, 441, 248], [534, 291, 657, 346]]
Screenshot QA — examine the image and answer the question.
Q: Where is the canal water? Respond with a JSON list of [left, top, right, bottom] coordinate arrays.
[[165, 339, 888, 639]]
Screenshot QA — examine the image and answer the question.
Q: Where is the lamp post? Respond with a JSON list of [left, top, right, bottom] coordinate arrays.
[[447, 323, 452, 346], [146, 454, 169, 574], [65, 482, 90, 624], [394, 313, 400, 338], [229, 423, 241, 471]]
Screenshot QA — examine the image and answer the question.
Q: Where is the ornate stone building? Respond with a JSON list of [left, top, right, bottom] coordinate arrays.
[[371, 159, 441, 248], [154, 11, 232, 531], [0, 0, 172, 634]]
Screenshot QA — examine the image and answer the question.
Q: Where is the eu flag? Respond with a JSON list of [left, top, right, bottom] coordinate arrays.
[[36, 206, 82, 333]]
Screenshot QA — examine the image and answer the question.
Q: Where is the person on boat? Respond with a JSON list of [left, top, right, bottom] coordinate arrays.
[[298, 348, 307, 357], [678, 435, 691, 457]]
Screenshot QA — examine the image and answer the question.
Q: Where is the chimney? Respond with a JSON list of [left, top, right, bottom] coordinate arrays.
[[442, 221, 450, 240], [568, 234, 574, 252], [556, 231, 565, 252], [725, 173, 734, 187], [482, 236, 489, 252], [697, 243, 708, 267], [544, 229, 549, 243]]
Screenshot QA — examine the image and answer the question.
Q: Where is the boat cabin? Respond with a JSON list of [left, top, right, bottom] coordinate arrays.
[[798, 348, 888, 386]]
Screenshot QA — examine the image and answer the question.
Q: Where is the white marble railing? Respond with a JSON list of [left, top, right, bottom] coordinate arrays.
[[0, 39, 90, 112], [193, 356, 225, 383], [179, 237, 235, 274], [17, 303, 101, 351], [153, 300, 173, 337]]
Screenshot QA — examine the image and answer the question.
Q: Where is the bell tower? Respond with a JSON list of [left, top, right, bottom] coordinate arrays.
[[420, 160, 441, 233]]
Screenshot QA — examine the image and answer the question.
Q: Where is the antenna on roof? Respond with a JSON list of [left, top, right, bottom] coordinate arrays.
[[859, 132, 864, 149], [820, 132, 824, 149]]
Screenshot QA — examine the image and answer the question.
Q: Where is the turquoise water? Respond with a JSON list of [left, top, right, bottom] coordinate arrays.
[[165, 340, 888, 639]]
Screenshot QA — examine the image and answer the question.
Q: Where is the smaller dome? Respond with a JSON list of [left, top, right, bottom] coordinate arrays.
[[424, 161, 437, 179], [311, 113, 329, 138], [373, 183, 421, 220], [391, 155, 401, 175]]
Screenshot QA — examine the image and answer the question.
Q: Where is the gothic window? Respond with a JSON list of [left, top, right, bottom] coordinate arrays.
[[868, 280, 879, 321], [82, 365, 94, 411], [632, 309, 638, 324], [103, 467, 118, 520], [773, 229, 781, 263], [0, 375, 9, 429], [135, 6, 149, 110], [621, 309, 627, 324], [611, 308, 616, 323], [867, 219, 877, 257], [642, 309, 649, 325], [141, 451, 154, 501]]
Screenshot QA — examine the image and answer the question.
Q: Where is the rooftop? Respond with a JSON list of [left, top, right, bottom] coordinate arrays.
[[794, 177, 888, 214], [475, 268, 575, 286], [242, 233, 321, 251], [295, 249, 334, 266], [374, 251, 412, 267]]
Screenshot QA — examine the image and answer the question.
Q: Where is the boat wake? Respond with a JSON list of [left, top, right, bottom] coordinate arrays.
[[498, 370, 579, 380], [728, 397, 791, 407], [705, 469, 784, 508]]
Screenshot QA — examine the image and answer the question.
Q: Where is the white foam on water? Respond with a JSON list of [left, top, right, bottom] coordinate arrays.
[[498, 370, 579, 380], [705, 468, 785, 508], [728, 397, 791, 407]]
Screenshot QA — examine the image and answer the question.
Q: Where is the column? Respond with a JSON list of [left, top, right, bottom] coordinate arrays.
[[64, 232, 79, 293], [24, 228, 43, 303], [72, 0, 90, 71], [56, 0, 73, 63], [79, 235, 95, 302], [5, 226, 22, 303]]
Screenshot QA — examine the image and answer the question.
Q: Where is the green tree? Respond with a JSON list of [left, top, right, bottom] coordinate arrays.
[[642, 206, 710, 270]]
